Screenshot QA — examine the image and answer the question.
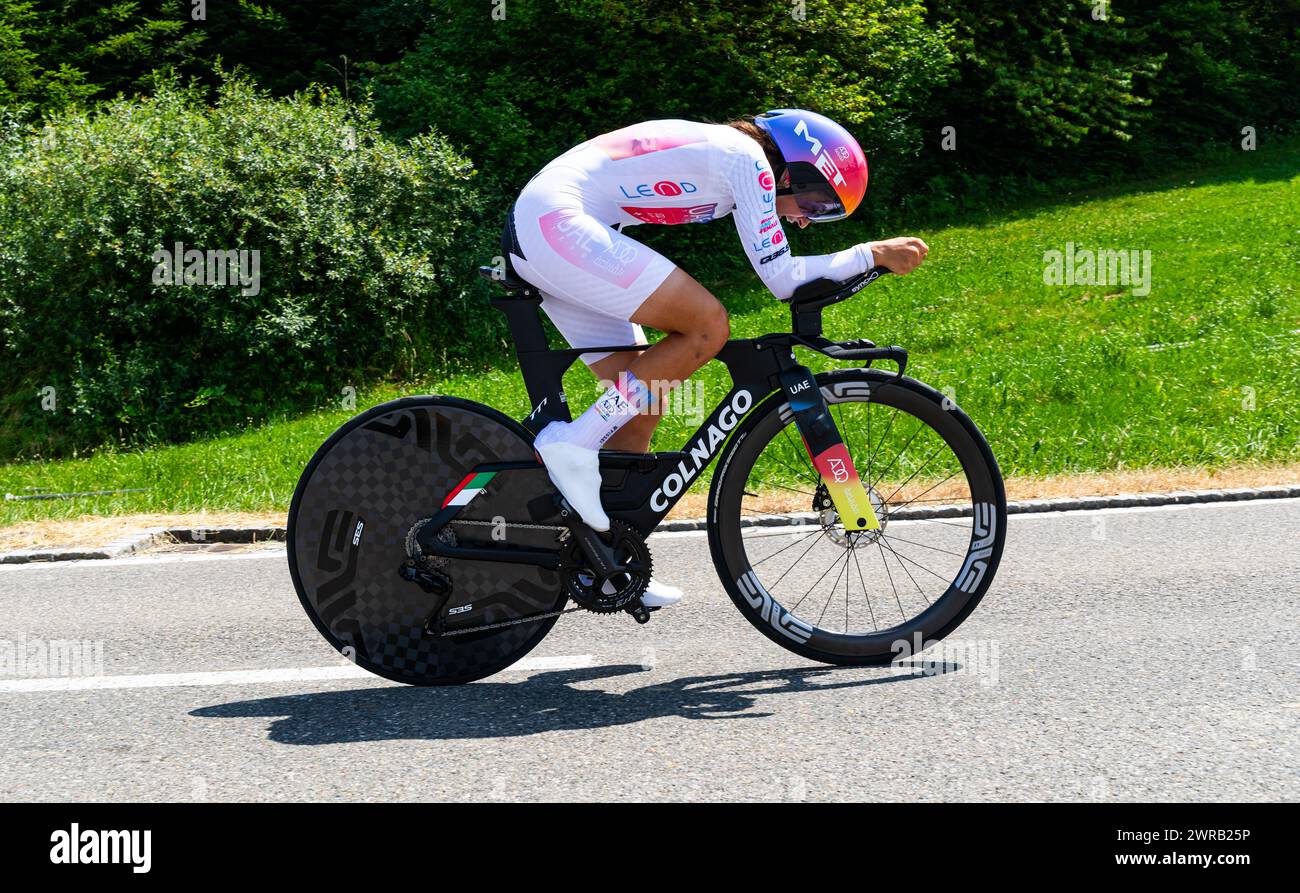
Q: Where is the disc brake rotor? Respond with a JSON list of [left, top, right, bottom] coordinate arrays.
[[814, 482, 887, 546]]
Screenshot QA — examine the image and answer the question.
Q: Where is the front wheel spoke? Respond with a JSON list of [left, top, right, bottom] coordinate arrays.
[[863, 399, 873, 484], [850, 543, 879, 631], [747, 525, 826, 567], [844, 544, 851, 632], [740, 525, 825, 539], [791, 543, 849, 613], [741, 505, 818, 522], [886, 495, 971, 505], [869, 418, 928, 492], [885, 468, 963, 512], [863, 406, 898, 484], [757, 451, 820, 489], [746, 474, 818, 500], [877, 531, 966, 558], [765, 529, 830, 593], [875, 537, 954, 585], [778, 423, 817, 480], [874, 540, 906, 621], [816, 549, 852, 628], [893, 515, 974, 532], [877, 537, 931, 606], [879, 442, 952, 506]]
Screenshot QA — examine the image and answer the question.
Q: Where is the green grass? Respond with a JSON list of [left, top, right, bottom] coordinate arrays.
[[2, 144, 1297, 525]]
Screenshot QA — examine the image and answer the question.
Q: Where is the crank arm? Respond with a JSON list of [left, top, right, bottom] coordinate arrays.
[[555, 496, 632, 588]]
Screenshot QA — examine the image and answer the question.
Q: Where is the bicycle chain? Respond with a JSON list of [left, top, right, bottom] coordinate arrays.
[[410, 517, 595, 636], [439, 605, 584, 637], [449, 518, 568, 535], [430, 519, 577, 636]]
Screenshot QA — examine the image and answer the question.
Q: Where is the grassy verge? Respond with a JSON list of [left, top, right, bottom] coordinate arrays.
[[2, 143, 1297, 526]]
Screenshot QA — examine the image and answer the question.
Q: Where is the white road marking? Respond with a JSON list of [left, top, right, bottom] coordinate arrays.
[[0, 654, 595, 693], [0, 548, 287, 571]]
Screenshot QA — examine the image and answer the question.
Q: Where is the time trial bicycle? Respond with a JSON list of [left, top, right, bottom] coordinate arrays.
[[286, 257, 1007, 685]]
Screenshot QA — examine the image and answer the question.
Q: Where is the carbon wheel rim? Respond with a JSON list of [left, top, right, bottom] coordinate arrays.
[[715, 376, 1002, 657]]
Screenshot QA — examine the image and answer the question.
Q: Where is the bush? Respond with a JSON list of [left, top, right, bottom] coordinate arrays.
[[0, 77, 483, 460], [1130, 0, 1300, 154], [370, 0, 956, 278], [919, 0, 1300, 188]]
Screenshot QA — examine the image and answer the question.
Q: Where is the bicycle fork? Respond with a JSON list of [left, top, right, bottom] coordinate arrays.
[[778, 366, 881, 531]]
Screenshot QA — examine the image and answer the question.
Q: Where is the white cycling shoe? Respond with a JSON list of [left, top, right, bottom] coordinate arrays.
[[641, 579, 683, 608], [534, 438, 610, 532]]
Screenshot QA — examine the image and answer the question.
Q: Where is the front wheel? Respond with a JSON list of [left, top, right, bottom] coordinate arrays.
[[708, 369, 1006, 665]]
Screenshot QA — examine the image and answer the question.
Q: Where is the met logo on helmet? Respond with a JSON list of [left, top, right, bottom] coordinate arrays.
[[795, 118, 846, 187]]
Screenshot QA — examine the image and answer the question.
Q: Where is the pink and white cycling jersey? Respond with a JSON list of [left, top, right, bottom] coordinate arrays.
[[507, 119, 872, 365], [523, 119, 871, 302]]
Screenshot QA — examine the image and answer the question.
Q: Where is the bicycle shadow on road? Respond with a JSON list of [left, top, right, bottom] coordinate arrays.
[[190, 662, 953, 746]]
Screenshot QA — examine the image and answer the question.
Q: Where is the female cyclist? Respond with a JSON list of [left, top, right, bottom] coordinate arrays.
[[503, 109, 929, 606]]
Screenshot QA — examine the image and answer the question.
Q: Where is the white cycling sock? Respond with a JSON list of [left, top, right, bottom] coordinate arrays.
[[537, 371, 654, 451], [533, 371, 654, 532]]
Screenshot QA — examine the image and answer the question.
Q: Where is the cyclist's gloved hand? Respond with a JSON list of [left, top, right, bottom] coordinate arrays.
[[867, 237, 929, 274]]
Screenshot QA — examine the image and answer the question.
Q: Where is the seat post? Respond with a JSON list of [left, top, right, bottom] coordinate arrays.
[[490, 291, 550, 353], [489, 291, 573, 429], [479, 260, 573, 430]]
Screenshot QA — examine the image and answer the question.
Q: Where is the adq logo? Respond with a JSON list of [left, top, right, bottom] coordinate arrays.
[[827, 457, 849, 483]]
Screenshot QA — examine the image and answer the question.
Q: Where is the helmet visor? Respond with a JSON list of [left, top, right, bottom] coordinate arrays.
[[786, 180, 847, 223]]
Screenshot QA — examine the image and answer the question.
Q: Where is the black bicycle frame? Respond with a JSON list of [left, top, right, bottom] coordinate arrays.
[[415, 265, 906, 563]]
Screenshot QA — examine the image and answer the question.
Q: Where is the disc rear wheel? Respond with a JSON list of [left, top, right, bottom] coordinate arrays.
[[286, 396, 567, 686]]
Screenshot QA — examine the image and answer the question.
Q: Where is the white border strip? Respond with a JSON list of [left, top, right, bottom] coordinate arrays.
[[0, 654, 594, 692], [3, 492, 1298, 564]]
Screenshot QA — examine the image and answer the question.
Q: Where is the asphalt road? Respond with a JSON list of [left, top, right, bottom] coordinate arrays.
[[2, 498, 1297, 802]]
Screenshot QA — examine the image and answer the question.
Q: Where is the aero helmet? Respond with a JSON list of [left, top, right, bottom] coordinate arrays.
[[754, 109, 868, 222]]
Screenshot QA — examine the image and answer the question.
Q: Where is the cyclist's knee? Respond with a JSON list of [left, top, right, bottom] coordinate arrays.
[[707, 300, 731, 346], [693, 299, 730, 359]]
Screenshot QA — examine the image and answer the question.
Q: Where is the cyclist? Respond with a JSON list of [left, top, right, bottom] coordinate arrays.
[[504, 109, 928, 606]]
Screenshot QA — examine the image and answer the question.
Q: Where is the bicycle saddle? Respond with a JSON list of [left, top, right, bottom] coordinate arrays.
[[477, 264, 531, 292]]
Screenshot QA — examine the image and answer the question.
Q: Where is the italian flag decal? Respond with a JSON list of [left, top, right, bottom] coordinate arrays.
[[441, 471, 497, 508]]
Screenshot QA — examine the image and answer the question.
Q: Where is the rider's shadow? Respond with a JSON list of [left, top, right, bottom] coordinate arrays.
[[190, 662, 956, 746]]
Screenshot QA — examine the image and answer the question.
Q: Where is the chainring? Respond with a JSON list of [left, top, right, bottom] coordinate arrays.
[[561, 519, 651, 613]]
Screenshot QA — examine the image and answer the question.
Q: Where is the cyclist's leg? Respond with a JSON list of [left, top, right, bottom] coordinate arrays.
[[508, 200, 676, 529], [590, 268, 729, 452]]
